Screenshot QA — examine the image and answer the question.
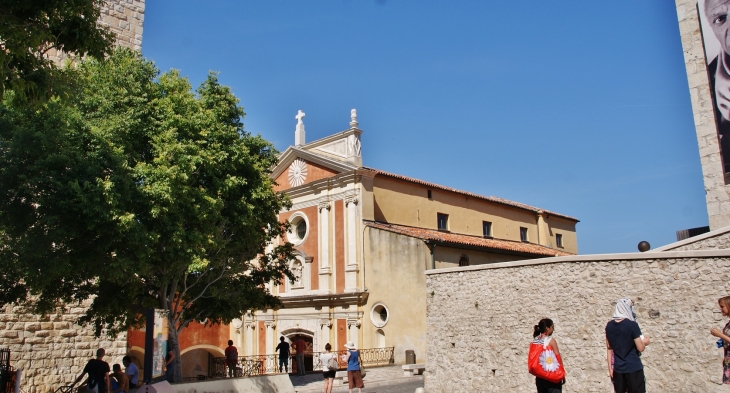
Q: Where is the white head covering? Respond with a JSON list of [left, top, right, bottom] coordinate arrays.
[[343, 341, 357, 350], [612, 298, 636, 321]]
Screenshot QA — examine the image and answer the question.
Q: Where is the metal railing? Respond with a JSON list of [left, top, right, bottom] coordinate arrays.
[[0, 348, 14, 393], [210, 347, 394, 378]]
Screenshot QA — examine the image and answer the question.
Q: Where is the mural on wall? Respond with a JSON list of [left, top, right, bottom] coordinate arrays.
[[699, 0, 730, 181], [152, 310, 168, 379]]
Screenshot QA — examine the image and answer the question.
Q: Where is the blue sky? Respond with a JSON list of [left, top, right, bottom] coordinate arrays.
[[142, 1, 704, 254]]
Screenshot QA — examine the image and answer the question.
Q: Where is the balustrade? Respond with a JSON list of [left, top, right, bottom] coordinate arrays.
[[209, 347, 394, 378]]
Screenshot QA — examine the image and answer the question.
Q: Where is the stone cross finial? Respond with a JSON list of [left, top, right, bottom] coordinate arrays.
[[295, 110, 306, 145], [350, 108, 358, 128]]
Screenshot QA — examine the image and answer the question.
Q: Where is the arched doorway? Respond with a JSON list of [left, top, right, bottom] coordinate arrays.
[[280, 328, 314, 373], [180, 345, 224, 379]]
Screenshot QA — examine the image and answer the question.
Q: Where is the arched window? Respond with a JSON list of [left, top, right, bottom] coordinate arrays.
[[458, 254, 469, 266]]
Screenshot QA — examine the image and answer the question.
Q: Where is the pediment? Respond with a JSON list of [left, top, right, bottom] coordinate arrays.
[[272, 148, 357, 191]]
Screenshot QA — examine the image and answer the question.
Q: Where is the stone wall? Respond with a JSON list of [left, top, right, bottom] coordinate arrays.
[[675, 0, 730, 229], [2, 3, 144, 392], [0, 302, 127, 393], [48, 0, 145, 64], [425, 250, 730, 392], [656, 226, 730, 251]]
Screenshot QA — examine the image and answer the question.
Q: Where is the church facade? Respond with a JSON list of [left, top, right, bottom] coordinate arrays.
[[232, 110, 579, 366]]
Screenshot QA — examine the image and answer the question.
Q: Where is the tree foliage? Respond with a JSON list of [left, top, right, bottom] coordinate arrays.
[[0, 0, 115, 103], [0, 49, 294, 381]]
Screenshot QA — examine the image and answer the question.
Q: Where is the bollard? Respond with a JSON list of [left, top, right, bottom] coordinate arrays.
[[415, 388, 425, 393]]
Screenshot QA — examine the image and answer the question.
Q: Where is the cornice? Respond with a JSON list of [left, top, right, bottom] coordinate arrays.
[[301, 128, 362, 150], [281, 171, 360, 200]]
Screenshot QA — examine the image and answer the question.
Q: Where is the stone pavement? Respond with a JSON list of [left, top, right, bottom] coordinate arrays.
[[290, 365, 424, 393]]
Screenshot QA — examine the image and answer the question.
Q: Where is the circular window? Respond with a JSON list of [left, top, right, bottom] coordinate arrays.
[[287, 212, 309, 246], [370, 302, 390, 328], [296, 220, 307, 239]]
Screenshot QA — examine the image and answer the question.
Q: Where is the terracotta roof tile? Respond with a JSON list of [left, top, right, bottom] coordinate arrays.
[[364, 220, 573, 257], [361, 167, 578, 222]]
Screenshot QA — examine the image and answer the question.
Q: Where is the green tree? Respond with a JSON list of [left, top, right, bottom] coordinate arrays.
[[0, 48, 294, 382], [0, 0, 115, 103]]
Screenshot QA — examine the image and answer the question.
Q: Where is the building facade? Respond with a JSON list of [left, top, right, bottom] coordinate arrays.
[[231, 111, 579, 366]]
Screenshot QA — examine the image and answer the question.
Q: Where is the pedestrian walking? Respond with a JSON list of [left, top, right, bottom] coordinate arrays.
[[342, 341, 364, 393], [528, 318, 565, 393], [164, 344, 176, 383], [319, 343, 336, 393], [710, 295, 730, 384], [606, 298, 650, 393], [224, 340, 238, 378], [276, 336, 290, 373], [71, 348, 110, 393]]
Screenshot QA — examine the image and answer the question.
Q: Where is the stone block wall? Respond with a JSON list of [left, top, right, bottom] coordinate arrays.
[[0, 302, 127, 393], [48, 0, 145, 64], [3, 2, 144, 392], [675, 0, 730, 229], [657, 226, 730, 251], [425, 250, 730, 392]]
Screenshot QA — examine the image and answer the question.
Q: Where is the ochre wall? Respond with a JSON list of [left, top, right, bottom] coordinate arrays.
[[362, 227, 430, 364], [433, 245, 529, 268], [371, 176, 578, 254]]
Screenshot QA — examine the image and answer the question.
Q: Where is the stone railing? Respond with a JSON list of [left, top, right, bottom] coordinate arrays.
[[210, 347, 394, 378]]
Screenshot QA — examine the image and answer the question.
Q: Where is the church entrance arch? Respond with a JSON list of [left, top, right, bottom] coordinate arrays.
[[280, 328, 315, 373]]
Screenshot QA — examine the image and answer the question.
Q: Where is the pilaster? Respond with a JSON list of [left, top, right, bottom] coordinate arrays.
[[318, 198, 332, 292], [345, 192, 360, 292]]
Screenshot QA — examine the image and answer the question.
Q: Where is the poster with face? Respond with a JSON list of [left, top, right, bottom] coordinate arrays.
[[699, 0, 730, 181]]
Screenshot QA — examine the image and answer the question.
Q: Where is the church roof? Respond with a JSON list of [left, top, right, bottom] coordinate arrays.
[[364, 220, 573, 257], [361, 167, 578, 222]]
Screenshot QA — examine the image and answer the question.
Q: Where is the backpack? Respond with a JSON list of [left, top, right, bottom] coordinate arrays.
[[226, 347, 238, 362], [327, 355, 339, 371]]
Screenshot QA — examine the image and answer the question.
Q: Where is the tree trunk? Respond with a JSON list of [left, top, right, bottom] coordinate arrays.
[[167, 321, 183, 383]]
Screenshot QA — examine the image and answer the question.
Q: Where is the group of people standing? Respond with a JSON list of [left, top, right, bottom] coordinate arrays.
[[318, 341, 364, 393], [272, 335, 365, 393], [532, 296, 730, 393], [70, 349, 140, 393], [531, 298, 649, 393]]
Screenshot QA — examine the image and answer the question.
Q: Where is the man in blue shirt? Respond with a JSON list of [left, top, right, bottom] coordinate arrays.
[[605, 298, 650, 393]]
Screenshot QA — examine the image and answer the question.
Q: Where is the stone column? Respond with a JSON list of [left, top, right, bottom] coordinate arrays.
[[345, 193, 359, 292], [347, 319, 361, 348], [319, 319, 332, 351], [245, 322, 256, 356], [318, 198, 331, 292], [265, 321, 276, 355]]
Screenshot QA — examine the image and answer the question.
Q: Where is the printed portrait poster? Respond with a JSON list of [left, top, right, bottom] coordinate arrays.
[[699, 0, 730, 181], [151, 309, 168, 379]]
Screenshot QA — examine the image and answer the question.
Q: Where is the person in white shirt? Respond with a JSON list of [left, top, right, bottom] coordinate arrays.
[[122, 356, 139, 388], [319, 343, 336, 393]]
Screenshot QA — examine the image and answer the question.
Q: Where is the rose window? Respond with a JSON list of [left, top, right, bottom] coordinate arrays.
[[288, 159, 308, 187]]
